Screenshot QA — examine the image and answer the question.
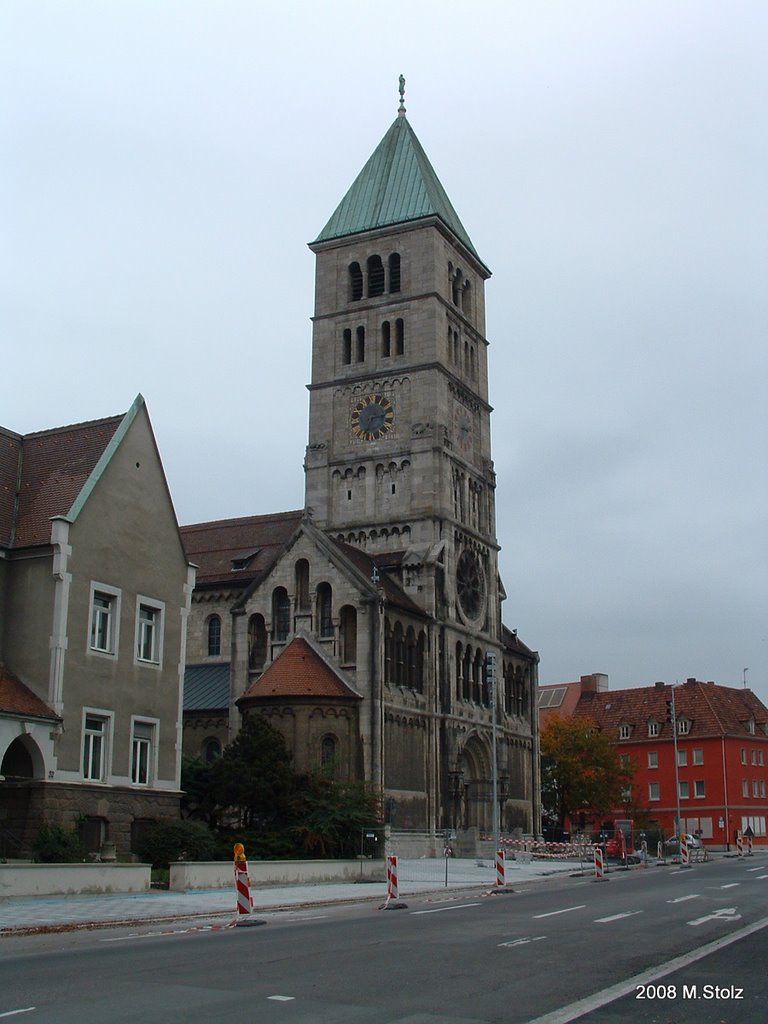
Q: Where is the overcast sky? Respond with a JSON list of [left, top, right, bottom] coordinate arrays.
[[3, 1, 766, 702]]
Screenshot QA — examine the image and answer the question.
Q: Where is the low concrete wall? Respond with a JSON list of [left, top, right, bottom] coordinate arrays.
[[169, 858, 385, 892], [0, 863, 151, 897]]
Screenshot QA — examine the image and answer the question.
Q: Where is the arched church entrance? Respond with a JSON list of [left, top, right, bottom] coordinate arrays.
[[458, 734, 491, 831]]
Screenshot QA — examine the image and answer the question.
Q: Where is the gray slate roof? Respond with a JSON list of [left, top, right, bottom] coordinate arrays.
[[184, 663, 230, 711]]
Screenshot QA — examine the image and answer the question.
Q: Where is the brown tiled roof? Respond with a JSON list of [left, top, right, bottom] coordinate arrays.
[[0, 666, 59, 720], [502, 624, 538, 661], [574, 678, 768, 741], [331, 540, 428, 618], [0, 415, 122, 548], [180, 511, 304, 587], [239, 636, 362, 702]]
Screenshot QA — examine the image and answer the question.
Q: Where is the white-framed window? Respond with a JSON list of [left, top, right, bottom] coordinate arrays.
[[677, 749, 687, 767], [752, 749, 758, 765], [647, 751, 658, 769], [619, 724, 631, 740], [649, 782, 660, 801], [761, 781, 766, 799], [741, 748, 747, 764], [741, 815, 766, 836], [693, 747, 704, 765], [88, 583, 121, 656], [82, 710, 112, 782], [677, 718, 691, 735], [753, 780, 760, 798], [759, 750, 765, 766], [647, 720, 659, 737], [679, 780, 690, 799], [694, 780, 705, 798], [135, 596, 164, 666], [130, 719, 156, 786], [742, 779, 749, 797]]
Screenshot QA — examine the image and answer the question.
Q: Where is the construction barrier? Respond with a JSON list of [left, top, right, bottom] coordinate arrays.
[[232, 843, 265, 927], [736, 831, 744, 857], [680, 835, 690, 867], [747, 833, 754, 856], [498, 837, 593, 861], [495, 849, 506, 887], [379, 854, 407, 910], [593, 845, 605, 881]]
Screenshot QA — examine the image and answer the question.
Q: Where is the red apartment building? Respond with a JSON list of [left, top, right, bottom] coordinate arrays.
[[539, 675, 768, 849]]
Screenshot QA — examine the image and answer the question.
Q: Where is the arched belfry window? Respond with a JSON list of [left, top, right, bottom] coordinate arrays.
[[382, 320, 391, 357], [206, 614, 221, 656], [356, 326, 365, 362], [295, 559, 310, 611], [248, 614, 267, 672], [349, 262, 363, 301], [317, 582, 333, 637], [272, 587, 290, 642], [367, 255, 385, 297], [342, 328, 352, 365], [339, 605, 357, 666], [388, 253, 401, 292], [395, 318, 404, 355]]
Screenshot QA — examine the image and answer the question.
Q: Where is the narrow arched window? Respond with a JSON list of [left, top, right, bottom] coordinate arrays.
[[206, 615, 221, 656], [356, 326, 365, 362], [317, 582, 333, 637], [295, 559, 310, 611], [381, 320, 391, 357], [248, 614, 267, 672], [343, 328, 352, 365], [395, 318, 404, 356], [385, 619, 393, 683], [393, 622, 405, 685], [388, 252, 401, 293], [406, 627, 417, 688], [367, 255, 385, 297], [456, 642, 463, 700], [202, 737, 222, 763], [340, 605, 357, 665], [272, 587, 290, 642], [349, 262, 363, 301], [321, 735, 337, 776]]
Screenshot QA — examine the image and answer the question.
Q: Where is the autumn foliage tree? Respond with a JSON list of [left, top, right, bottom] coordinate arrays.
[[540, 715, 633, 831]]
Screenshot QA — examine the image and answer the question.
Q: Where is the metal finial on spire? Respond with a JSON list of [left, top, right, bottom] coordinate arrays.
[[398, 74, 406, 116]]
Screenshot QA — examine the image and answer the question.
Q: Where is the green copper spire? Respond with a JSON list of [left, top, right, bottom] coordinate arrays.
[[314, 85, 486, 270]]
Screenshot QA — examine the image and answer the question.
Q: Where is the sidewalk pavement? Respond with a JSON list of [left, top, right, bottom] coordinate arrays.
[[0, 857, 585, 936]]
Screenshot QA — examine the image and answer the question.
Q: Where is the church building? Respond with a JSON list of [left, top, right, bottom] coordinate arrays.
[[182, 84, 541, 836]]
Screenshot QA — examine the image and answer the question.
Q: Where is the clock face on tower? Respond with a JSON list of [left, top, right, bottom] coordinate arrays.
[[453, 404, 473, 453], [351, 393, 395, 441]]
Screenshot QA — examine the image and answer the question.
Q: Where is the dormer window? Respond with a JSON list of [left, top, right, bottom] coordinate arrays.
[[745, 718, 756, 735], [231, 550, 260, 571], [619, 723, 631, 740], [647, 720, 660, 737], [677, 717, 691, 736]]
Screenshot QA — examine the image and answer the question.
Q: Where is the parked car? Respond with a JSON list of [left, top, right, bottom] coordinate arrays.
[[665, 833, 702, 849]]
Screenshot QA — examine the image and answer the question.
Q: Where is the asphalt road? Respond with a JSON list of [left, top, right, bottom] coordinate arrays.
[[2, 854, 766, 1024]]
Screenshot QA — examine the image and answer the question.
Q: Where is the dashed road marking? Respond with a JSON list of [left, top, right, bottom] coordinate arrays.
[[411, 903, 482, 915], [533, 905, 586, 919], [267, 996, 295, 1002], [594, 911, 643, 923], [667, 894, 699, 903], [0, 1011, 36, 1019], [498, 935, 547, 948]]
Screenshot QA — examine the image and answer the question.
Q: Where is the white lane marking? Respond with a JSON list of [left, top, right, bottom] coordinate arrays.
[[524, 914, 768, 1024], [533, 905, 586, 919], [746, 866, 762, 872], [757, 874, 768, 880], [267, 996, 295, 1002], [498, 935, 547, 948], [688, 907, 741, 927], [594, 911, 643, 923], [411, 902, 481, 915], [719, 883, 740, 889], [667, 894, 699, 903], [0, 1012, 36, 1020]]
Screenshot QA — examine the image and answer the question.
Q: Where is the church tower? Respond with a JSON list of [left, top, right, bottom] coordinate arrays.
[[305, 81, 502, 655]]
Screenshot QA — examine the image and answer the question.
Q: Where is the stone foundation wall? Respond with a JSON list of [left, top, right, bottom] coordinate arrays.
[[0, 780, 180, 857]]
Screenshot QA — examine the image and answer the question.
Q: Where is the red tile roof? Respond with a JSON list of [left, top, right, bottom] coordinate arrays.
[[180, 511, 304, 587], [239, 636, 362, 702], [0, 666, 59, 720], [0, 416, 122, 548], [574, 678, 768, 741]]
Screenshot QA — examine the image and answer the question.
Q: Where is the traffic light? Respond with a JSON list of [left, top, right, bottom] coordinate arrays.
[[665, 699, 673, 723]]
